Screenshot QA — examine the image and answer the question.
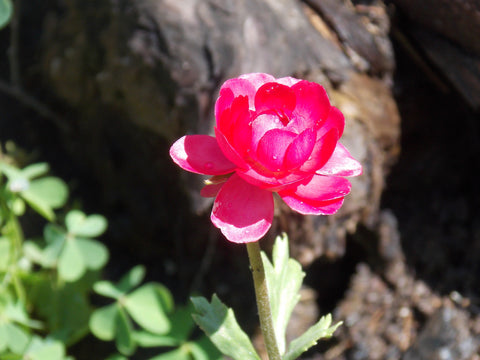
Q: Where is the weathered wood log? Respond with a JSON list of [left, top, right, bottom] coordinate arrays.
[[41, 0, 399, 266], [392, 0, 480, 111]]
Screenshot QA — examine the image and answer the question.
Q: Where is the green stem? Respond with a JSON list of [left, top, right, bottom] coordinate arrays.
[[246, 241, 281, 360]]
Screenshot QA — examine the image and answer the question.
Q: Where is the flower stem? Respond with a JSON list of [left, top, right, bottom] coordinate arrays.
[[246, 241, 281, 360]]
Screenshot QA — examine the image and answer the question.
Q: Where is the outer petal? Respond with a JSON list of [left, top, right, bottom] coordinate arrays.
[[280, 194, 345, 215], [291, 80, 330, 124], [211, 174, 274, 243], [317, 143, 363, 177], [239, 73, 276, 91], [317, 106, 345, 139], [215, 127, 249, 170], [169, 135, 236, 175], [278, 174, 351, 202], [276, 76, 302, 87]]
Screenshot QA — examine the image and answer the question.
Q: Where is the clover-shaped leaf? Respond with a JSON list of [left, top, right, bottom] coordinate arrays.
[[66, 210, 107, 238], [90, 267, 173, 355], [23, 336, 68, 360], [57, 236, 108, 282]]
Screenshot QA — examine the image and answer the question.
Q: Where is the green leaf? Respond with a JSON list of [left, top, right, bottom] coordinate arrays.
[[5, 322, 30, 353], [105, 355, 128, 360], [25, 177, 68, 208], [115, 306, 135, 356], [66, 210, 107, 238], [283, 314, 342, 360], [189, 336, 223, 360], [0, 237, 11, 271], [148, 347, 190, 360], [133, 331, 179, 347], [0, 0, 12, 29], [191, 295, 260, 360], [89, 303, 119, 341], [76, 237, 108, 270], [21, 190, 55, 221], [20, 163, 49, 180], [27, 341, 66, 360], [124, 283, 173, 334], [116, 265, 146, 293], [93, 281, 125, 300], [165, 303, 196, 342], [261, 233, 304, 354], [0, 324, 8, 351], [44, 224, 66, 244], [58, 237, 85, 281]]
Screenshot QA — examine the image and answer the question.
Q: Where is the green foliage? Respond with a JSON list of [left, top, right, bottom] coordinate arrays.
[[0, 154, 220, 360], [0, 0, 12, 29], [261, 233, 305, 354], [193, 234, 342, 360], [192, 295, 260, 360], [90, 268, 221, 359]]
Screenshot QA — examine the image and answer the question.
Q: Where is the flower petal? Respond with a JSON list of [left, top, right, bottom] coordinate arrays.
[[283, 128, 316, 170], [211, 174, 274, 243], [317, 143, 363, 177], [299, 128, 338, 172], [317, 106, 345, 139], [256, 129, 297, 172], [254, 82, 296, 114], [169, 135, 236, 175], [215, 127, 249, 170], [280, 193, 345, 215], [276, 76, 302, 87], [279, 174, 351, 202], [239, 73, 276, 91], [292, 80, 330, 123]]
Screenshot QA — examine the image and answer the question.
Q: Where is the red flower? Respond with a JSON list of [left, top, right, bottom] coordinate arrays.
[[170, 73, 362, 243]]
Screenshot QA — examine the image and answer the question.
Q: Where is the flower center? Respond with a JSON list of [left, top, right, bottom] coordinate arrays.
[[274, 110, 290, 127]]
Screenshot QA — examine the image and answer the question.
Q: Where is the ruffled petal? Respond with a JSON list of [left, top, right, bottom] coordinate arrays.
[[236, 167, 308, 191], [169, 135, 236, 175], [215, 127, 249, 170], [317, 143, 363, 177], [276, 76, 302, 87], [283, 128, 316, 170], [215, 87, 235, 125], [239, 73, 276, 91], [254, 82, 296, 114], [211, 174, 274, 243], [280, 193, 345, 215], [299, 128, 338, 172], [217, 95, 249, 138], [279, 174, 351, 202], [291, 80, 330, 123], [256, 129, 296, 172], [317, 106, 345, 139]]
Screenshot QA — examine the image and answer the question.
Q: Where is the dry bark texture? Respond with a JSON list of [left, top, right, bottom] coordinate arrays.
[[42, 0, 399, 264]]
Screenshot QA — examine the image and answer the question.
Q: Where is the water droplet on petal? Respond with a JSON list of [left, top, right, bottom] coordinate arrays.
[[204, 162, 214, 170], [272, 155, 278, 160]]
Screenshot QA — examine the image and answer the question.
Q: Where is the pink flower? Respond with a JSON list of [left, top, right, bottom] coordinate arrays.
[[170, 73, 362, 243]]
